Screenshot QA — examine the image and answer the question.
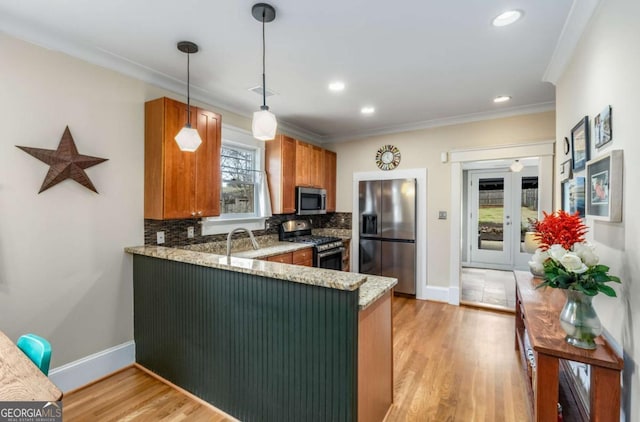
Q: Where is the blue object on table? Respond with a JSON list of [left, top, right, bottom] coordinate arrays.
[[16, 333, 51, 376]]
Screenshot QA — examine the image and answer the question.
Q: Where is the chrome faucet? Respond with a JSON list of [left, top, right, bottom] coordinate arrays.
[[227, 227, 260, 259]]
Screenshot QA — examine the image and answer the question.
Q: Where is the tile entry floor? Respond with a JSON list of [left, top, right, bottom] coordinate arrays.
[[461, 267, 516, 311]]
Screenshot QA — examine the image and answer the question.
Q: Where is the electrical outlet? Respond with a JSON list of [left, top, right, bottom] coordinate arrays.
[[187, 226, 195, 238], [438, 211, 447, 220], [156, 231, 165, 244]]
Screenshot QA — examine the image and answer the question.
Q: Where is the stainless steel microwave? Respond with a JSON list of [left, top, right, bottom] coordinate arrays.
[[296, 187, 327, 215]]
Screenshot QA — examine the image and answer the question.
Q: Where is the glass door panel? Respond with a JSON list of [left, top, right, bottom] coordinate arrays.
[[470, 172, 512, 266], [519, 176, 539, 253]]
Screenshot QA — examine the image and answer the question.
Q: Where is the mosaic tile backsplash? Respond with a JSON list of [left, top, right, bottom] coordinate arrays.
[[144, 212, 353, 247]]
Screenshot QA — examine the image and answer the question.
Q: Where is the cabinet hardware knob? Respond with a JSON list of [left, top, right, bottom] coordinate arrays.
[[197, 211, 202, 215], [191, 212, 196, 216]]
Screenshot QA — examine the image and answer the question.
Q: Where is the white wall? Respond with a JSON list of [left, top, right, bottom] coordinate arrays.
[[328, 111, 555, 290], [0, 34, 250, 369], [555, 0, 640, 418]]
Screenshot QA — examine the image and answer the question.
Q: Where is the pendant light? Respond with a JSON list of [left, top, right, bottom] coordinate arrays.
[[174, 41, 202, 152], [251, 3, 277, 141], [510, 159, 524, 172]]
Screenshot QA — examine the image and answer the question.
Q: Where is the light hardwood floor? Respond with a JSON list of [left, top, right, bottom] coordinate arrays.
[[63, 297, 531, 421]]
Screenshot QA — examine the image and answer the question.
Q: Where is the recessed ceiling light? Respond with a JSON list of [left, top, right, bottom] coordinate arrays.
[[361, 106, 375, 115], [492, 10, 523, 27], [329, 81, 345, 92], [494, 95, 512, 103]]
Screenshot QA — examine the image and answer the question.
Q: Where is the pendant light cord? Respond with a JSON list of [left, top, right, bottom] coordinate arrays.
[[262, 11, 267, 109], [187, 51, 192, 127]]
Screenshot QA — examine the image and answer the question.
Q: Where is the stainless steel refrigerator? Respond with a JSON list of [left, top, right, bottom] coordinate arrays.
[[359, 179, 416, 295]]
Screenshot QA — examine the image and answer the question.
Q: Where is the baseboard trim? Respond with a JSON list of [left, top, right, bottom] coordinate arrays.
[[49, 341, 135, 393], [448, 286, 460, 306], [424, 286, 450, 303]]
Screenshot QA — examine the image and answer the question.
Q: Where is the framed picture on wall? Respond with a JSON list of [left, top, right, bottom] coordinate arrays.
[[594, 105, 613, 148], [560, 159, 572, 183], [571, 116, 590, 171], [570, 177, 586, 218], [561, 180, 571, 213], [586, 150, 623, 222], [562, 177, 586, 218]]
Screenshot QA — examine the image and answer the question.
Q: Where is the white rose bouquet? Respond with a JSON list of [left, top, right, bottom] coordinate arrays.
[[530, 211, 620, 297]]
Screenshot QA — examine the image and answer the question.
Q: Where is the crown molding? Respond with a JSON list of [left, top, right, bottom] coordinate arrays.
[[327, 102, 556, 144], [1, 13, 557, 146], [0, 15, 327, 144], [542, 0, 601, 85]]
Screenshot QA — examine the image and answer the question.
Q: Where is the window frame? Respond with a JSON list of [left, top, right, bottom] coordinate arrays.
[[201, 125, 268, 236]]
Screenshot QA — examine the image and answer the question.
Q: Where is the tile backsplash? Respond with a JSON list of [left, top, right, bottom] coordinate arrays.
[[144, 212, 353, 247]]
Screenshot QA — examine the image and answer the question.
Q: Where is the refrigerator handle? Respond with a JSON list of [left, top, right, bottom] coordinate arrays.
[[362, 214, 378, 235]]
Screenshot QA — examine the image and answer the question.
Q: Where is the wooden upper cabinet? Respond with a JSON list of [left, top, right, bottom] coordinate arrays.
[[266, 136, 337, 214], [310, 145, 324, 188], [295, 140, 311, 187], [144, 97, 221, 220], [324, 150, 337, 212], [265, 134, 296, 214], [194, 108, 221, 217], [295, 140, 325, 188]]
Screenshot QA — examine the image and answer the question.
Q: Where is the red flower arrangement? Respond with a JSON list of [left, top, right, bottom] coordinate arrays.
[[533, 210, 588, 251]]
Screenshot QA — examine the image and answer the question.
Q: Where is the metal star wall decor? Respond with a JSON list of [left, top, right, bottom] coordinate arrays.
[[16, 126, 108, 193]]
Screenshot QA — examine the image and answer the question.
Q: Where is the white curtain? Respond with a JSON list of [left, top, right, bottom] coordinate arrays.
[[256, 171, 272, 218]]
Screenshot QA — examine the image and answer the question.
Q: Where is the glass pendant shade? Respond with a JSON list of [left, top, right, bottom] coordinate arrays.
[[174, 126, 202, 152], [252, 109, 278, 141], [510, 160, 524, 172]]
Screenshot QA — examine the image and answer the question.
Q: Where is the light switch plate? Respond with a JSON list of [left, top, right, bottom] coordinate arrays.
[[157, 231, 165, 244], [187, 226, 195, 238], [438, 211, 447, 220]]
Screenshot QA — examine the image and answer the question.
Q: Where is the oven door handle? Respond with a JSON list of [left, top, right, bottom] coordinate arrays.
[[317, 247, 344, 259]]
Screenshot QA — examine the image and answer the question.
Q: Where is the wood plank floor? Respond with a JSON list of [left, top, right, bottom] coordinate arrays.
[[62, 297, 530, 421], [385, 297, 531, 422], [62, 366, 233, 421]]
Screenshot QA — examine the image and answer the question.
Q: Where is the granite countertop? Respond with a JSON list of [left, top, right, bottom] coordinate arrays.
[[125, 245, 396, 309], [181, 237, 312, 260], [126, 245, 367, 291], [358, 275, 397, 309]]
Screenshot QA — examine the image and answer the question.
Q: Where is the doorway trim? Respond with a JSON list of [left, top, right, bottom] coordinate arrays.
[[448, 141, 554, 305], [352, 168, 428, 301]]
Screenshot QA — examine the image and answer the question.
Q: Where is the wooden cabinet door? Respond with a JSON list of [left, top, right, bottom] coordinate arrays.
[[266, 135, 296, 214], [295, 140, 311, 187], [311, 145, 324, 188], [292, 248, 313, 267], [324, 150, 337, 212], [195, 108, 221, 217], [163, 98, 197, 219], [267, 253, 293, 264], [281, 136, 296, 213]]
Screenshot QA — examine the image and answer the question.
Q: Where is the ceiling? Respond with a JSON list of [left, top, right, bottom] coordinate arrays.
[[0, 0, 574, 143]]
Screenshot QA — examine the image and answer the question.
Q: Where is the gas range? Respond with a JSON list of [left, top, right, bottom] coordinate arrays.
[[282, 235, 343, 252], [280, 220, 344, 269]]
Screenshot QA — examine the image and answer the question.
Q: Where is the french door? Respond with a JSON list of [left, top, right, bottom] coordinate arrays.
[[468, 168, 538, 269]]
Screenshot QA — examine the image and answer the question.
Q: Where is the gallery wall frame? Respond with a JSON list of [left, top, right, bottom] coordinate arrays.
[[560, 159, 572, 183], [562, 177, 585, 218], [594, 105, 613, 149], [586, 150, 623, 222], [571, 116, 590, 170]]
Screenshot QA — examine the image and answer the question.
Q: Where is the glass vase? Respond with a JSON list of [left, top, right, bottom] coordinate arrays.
[[559, 290, 602, 350]]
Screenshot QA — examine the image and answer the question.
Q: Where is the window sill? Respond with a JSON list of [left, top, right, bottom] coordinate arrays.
[[201, 216, 267, 236]]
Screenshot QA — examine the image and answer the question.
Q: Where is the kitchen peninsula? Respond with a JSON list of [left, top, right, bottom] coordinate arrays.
[[125, 245, 395, 422]]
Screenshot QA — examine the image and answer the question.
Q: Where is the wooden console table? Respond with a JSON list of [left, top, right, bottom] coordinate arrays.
[[514, 271, 623, 421], [0, 331, 62, 401]]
